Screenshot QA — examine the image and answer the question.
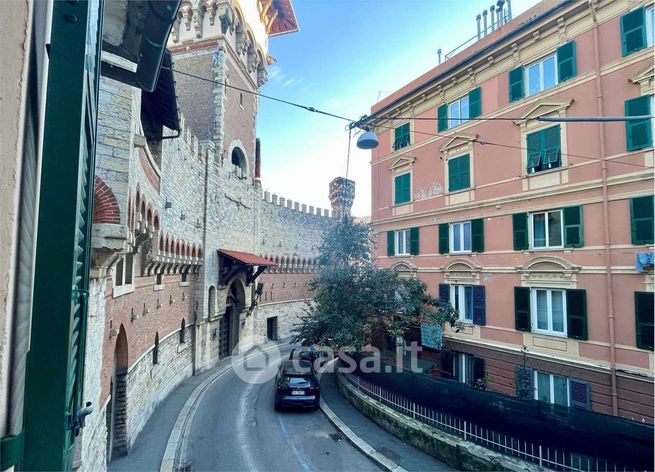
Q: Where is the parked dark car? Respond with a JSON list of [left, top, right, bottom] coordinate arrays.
[[274, 360, 320, 410], [288, 346, 330, 371]]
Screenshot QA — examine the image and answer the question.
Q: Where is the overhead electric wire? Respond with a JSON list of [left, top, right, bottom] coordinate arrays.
[[167, 66, 651, 170]]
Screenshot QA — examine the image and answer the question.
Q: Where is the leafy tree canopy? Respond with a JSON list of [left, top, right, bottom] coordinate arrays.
[[293, 218, 461, 350]]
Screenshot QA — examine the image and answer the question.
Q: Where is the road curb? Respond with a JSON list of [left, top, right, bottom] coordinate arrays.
[[160, 342, 288, 472], [318, 360, 407, 472]]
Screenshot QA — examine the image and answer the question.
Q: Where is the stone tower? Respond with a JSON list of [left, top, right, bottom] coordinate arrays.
[[329, 177, 355, 219]]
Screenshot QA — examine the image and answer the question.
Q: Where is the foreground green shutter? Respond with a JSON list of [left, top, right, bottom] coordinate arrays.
[[542, 125, 561, 168], [625, 96, 652, 151], [635, 292, 654, 350], [630, 196, 654, 244], [393, 123, 410, 150], [23, 0, 103, 469], [439, 223, 449, 254], [526, 129, 543, 172], [563, 206, 584, 248], [621, 6, 647, 56], [437, 104, 448, 132], [448, 155, 470, 192], [513, 213, 529, 250], [566, 289, 588, 340], [394, 173, 411, 205], [509, 66, 524, 102], [469, 87, 482, 119], [471, 218, 484, 253], [514, 287, 531, 332], [410, 227, 420, 255], [557, 41, 577, 83], [387, 231, 395, 256]]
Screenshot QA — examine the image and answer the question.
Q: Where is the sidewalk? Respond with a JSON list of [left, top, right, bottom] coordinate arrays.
[[319, 370, 454, 472]]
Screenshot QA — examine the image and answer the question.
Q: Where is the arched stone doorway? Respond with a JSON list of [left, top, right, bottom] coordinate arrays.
[[218, 281, 245, 357], [107, 324, 128, 460]]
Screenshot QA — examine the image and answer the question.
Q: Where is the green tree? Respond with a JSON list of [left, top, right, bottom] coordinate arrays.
[[294, 218, 461, 350]]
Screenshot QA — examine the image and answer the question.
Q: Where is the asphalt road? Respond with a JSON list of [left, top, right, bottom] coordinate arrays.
[[184, 345, 380, 472]]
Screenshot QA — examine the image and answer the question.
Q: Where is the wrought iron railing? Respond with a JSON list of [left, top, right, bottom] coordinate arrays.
[[344, 372, 633, 472]]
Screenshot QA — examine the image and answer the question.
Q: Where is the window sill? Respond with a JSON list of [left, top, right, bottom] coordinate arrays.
[[113, 284, 135, 298], [179, 281, 190, 287], [532, 330, 567, 339], [525, 166, 563, 177], [391, 201, 412, 208], [154, 284, 164, 292], [528, 246, 564, 252], [447, 187, 472, 195]]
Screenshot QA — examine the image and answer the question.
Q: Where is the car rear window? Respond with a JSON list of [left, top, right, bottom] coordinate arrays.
[[287, 376, 311, 387]]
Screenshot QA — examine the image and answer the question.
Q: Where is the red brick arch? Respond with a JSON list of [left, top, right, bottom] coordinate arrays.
[[93, 177, 120, 224]]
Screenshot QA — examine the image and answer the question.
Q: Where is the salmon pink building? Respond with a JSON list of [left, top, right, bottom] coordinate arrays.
[[369, 0, 654, 422]]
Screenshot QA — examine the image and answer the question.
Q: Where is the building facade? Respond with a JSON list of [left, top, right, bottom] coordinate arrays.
[[77, 1, 341, 471], [369, 0, 654, 423]]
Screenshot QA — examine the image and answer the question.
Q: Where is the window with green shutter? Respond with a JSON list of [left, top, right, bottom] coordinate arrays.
[[437, 104, 448, 132], [509, 66, 525, 102], [635, 291, 654, 351], [471, 218, 484, 253], [513, 213, 529, 250], [448, 154, 470, 192], [557, 41, 577, 83], [621, 6, 647, 56], [410, 227, 420, 255], [625, 95, 653, 151], [526, 125, 561, 173], [394, 173, 411, 205], [514, 287, 531, 332], [563, 205, 584, 248], [566, 289, 587, 340], [393, 123, 410, 150], [387, 231, 394, 257], [438, 223, 449, 254], [469, 87, 482, 119], [630, 196, 654, 245]]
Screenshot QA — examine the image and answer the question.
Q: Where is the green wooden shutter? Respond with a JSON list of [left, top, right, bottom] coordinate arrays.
[[448, 158, 459, 192], [23, 0, 103, 469], [393, 123, 410, 150], [472, 285, 486, 326], [387, 231, 395, 256], [394, 173, 411, 204], [635, 291, 654, 350], [621, 6, 647, 56], [630, 196, 654, 245], [437, 104, 448, 132], [513, 213, 529, 250], [526, 129, 543, 172], [566, 289, 588, 340], [438, 223, 449, 254], [514, 287, 531, 332], [410, 227, 420, 255], [625, 95, 652, 151], [438, 283, 450, 304], [460, 155, 470, 189], [509, 66, 524, 102], [469, 87, 482, 119], [542, 125, 561, 168], [569, 379, 591, 410], [557, 41, 577, 83], [563, 205, 584, 248], [448, 155, 470, 192], [471, 218, 484, 253]]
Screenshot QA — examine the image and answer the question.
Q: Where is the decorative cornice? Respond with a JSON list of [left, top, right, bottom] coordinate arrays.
[[388, 155, 416, 171], [514, 98, 574, 126], [440, 132, 477, 154]]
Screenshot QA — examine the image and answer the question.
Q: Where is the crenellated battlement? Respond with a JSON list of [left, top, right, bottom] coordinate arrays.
[[261, 190, 334, 219]]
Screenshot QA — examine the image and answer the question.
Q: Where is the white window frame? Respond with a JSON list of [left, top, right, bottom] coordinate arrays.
[[450, 285, 474, 323], [112, 254, 135, 298], [529, 210, 563, 249], [448, 95, 470, 128], [531, 288, 567, 336], [450, 221, 472, 253], [525, 53, 558, 97], [534, 371, 570, 406], [395, 229, 411, 256], [647, 6, 654, 48], [453, 352, 474, 385]]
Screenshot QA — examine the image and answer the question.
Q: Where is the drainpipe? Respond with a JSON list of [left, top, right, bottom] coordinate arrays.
[[590, 3, 618, 416]]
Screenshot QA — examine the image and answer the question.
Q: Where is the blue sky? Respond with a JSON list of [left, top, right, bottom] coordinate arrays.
[[257, 0, 541, 217]]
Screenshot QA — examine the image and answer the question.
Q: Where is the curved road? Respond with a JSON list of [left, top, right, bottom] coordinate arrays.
[[184, 345, 379, 472]]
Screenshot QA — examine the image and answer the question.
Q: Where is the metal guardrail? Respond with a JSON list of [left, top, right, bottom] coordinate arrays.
[[344, 372, 633, 472]]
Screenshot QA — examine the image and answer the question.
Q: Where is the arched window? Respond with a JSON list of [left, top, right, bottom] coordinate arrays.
[[231, 147, 247, 178], [179, 319, 186, 344], [208, 286, 216, 317], [153, 333, 159, 365]]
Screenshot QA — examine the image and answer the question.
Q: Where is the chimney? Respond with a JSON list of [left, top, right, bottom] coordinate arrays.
[[496, 2, 504, 27], [476, 14, 482, 40], [437, 48, 442, 64], [255, 138, 261, 180], [506, 0, 512, 22], [482, 10, 488, 36]]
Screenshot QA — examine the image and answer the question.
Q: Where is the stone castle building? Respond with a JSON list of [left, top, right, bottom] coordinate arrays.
[[77, 1, 347, 469]]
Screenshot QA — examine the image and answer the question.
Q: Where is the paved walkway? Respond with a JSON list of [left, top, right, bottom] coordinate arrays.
[[319, 370, 454, 472]]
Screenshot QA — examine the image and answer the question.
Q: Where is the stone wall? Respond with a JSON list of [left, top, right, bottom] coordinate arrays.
[[126, 324, 193, 447], [254, 300, 310, 341]]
